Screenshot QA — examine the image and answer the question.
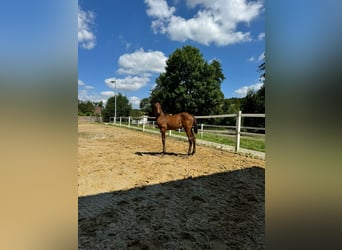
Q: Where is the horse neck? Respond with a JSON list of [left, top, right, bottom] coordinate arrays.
[[157, 109, 166, 117]]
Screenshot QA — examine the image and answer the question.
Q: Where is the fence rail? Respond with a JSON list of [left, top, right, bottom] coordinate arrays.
[[105, 111, 265, 155]]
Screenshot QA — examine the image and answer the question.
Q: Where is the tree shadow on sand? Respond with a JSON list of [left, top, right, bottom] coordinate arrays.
[[79, 166, 265, 249]]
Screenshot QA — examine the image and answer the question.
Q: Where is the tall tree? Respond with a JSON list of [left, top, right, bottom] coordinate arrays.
[[139, 97, 152, 115], [258, 53, 265, 80], [223, 98, 242, 114], [129, 109, 144, 117], [78, 99, 95, 116], [102, 93, 132, 122], [241, 54, 265, 129], [257, 53, 265, 113], [150, 45, 225, 115]]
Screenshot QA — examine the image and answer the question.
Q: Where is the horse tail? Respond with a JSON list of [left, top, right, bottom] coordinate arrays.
[[193, 116, 198, 134]]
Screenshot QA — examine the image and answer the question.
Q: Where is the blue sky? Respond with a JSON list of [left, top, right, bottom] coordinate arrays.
[[78, 0, 265, 109]]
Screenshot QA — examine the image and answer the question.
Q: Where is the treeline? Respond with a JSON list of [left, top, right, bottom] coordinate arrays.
[[221, 85, 265, 129], [78, 95, 145, 122], [139, 85, 265, 129], [101, 93, 145, 122], [140, 45, 265, 129], [78, 100, 103, 116], [79, 45, 265, 129]]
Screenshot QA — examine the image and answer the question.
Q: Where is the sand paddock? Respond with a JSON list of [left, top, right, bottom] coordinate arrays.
[[78, 123, 265, 249]]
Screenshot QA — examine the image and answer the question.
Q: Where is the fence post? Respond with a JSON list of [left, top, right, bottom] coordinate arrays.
[[143, 121, 145, 132], [120, 117, 122, 126], [128, 116, 131, 128], [235, 111, 242, 152], [200, 124, 204, 139], [169, 130, 172, 136]]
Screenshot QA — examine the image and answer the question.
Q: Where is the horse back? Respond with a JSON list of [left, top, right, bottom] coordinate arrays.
[[157, 112, 195, 130], [180, 112, 196, 127]]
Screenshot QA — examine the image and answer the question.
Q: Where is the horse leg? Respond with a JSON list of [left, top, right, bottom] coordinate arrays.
[[191, 129, 196, 155], [161, 129, 166, 154], [185, 129, 193, 155]]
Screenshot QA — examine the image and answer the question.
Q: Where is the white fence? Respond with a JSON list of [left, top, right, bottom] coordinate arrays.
[[108, 111, 265, 154]]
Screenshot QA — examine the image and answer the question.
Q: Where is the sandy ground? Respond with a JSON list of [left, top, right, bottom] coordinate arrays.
[[78, 123, 265, 249]]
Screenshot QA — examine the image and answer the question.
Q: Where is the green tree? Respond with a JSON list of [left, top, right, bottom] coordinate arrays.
[[258, 53, 265, 80], [223, 98, 242, 114], [139, 97, 152, 115], [102, 94, 132, 122], [93, 101, 104, 109], [130, 109, 144, 117], [78, 99, 95, 116], [221, 98, 242, 126], [116, 94, 132, 117], [241, 89, 264, 130], [150, 45, 225, 115], [257, 53, 265, 113], [241, 55, 265, 130]]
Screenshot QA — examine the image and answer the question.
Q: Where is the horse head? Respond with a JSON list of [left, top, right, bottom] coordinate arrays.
[[154, 102, 162, 116]]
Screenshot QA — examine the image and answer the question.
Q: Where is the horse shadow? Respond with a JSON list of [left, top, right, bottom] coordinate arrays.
[[135, 151, 189, 157]]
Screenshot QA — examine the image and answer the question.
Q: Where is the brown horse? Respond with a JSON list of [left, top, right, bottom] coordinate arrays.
[[154, 102, 198, 155]]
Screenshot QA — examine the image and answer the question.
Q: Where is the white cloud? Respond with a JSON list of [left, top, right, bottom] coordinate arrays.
[[151, 83, 157, 90], [129, 96, 141, 108], [258, 52, 265, 61], [258, 32, 265, 40], [105, 76, 150, 91], [234, 82, 263, 97], [248, 56, 255, 62], [78, 6, 96, 49], [145, 0, 263, 46], [78, 89, 107, 103], [117, 49, 167, 75], [247, 51, 264, 63], [78, 79, 95, 89], [78, 89, 116, 104], [101, 91, 115, 97], [145, 0, 175, 19], [104, 49, 167, 94], [85, 85, 95, 89], [119, 35, 132, 50], [78, 80, 116, 104]]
